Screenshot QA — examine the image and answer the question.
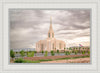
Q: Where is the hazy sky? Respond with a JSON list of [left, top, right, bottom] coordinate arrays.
[[10, 9, 90, 49]]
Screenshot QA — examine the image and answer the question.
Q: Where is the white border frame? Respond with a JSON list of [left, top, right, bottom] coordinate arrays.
[[0, 0, 99, 73]]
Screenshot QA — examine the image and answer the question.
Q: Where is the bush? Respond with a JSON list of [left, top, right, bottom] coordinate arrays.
[[10, 49, 15, 59], [75, 50, 78, 55], [51, 50, 55, 56], [41, 50, 44, 54], [82, 51, 85, 54], [14, 58, 40, 63], [57, 50, 59, 54], [27, 51, 34, 57], [14, 58, 24, 63], [34, 51, 37, 53], [88, 51, 90, 54], [65, 51, 70, 55], [20, 50, 25, 57], [44, 51, 48, 56]]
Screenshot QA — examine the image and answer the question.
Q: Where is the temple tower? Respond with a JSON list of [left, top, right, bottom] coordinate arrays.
[[48, 17, 54, 38]]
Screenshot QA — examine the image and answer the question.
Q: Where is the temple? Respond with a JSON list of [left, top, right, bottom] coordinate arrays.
[[36, 17, 66, 52]]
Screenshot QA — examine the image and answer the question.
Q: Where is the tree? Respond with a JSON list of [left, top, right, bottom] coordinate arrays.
[[51, 50, 55, 56], [20, 50, 25, 58], [88, 50, 90, 54], [10, 49, 15, 60], [65, 51, 70, 55], [57, 50, 59, 55], [82, 50, 85, 55], [75, 50, 78, 55], [41, 50, 44, 54], [27, 51, 34, 57], [44, 51, 48, 56], [31, 51, 34, 57]]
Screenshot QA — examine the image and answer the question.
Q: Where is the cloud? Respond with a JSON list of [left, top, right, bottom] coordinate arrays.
[[9, 9, 90, 49]]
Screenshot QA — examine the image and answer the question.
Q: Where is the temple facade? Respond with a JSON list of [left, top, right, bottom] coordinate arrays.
[[36, 18, 66, 52]]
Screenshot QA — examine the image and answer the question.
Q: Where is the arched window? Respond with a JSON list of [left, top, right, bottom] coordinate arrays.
[[59, 43, 61, 49], [53, 43, 54, 49], [41, 44, 43, 50], [52, 33, 54, 37], [49, 33, 50, 38]]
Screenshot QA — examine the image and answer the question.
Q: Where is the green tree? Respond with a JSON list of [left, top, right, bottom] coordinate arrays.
[[82, 50, 85, 54], [44, 51, 48, 56], [65, 51, 70, 55], [31, 51, 34, 57], [10, 49, 15, 60], [75, 50, 78, 55], [72, 50, 74, 53], [16, 51, 18, 54], [41, 50, 44, 54], [51, 50, 55, 56], [27, 51, 34, 57], [88, 51, 90, 54], [20, 50, 25, 58], [57, 50, 59, 55]]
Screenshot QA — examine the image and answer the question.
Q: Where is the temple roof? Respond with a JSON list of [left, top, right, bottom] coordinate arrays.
[[48, 17, 54, 33]]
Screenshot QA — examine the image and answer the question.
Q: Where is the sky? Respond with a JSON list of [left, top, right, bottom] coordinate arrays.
[[9, 9, 90, 49]]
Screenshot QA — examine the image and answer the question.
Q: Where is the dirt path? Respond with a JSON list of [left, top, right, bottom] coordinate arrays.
[[40, 57, 90, 63], [24, 54, 89, 61]]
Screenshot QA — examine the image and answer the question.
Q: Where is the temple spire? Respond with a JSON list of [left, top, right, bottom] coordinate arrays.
[[48, 17, 54, 38], [50, 16, 53, 30], [50, 16, 52, 25]]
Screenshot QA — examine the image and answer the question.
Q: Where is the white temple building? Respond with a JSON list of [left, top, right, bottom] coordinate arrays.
[[36, 17, 66, 52]]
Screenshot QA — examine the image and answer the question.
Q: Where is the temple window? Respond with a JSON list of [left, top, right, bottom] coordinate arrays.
[[59, 43, 61, 49], [53, 43, 54, 49], [41, 44, 43, 50], [52, 33, 54, 37], [49, 33, 50, 37]]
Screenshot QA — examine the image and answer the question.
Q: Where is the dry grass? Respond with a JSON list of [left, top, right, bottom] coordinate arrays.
[[40, 57, 90, 63]]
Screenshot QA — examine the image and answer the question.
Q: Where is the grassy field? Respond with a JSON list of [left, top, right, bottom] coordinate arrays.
[[13, 55, 90, 63]]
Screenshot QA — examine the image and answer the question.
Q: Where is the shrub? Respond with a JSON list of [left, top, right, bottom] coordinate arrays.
[[10, 49, 15, 59], [41, 50, 44, 54], [44, 51, 48, 56], [14, 58, 24, 63], [65, 51, 70, 55], [75, 50, 78, 55], [31, 51, 34, 57], [27, 51, 34, 57], [72, 50, 74, 53], [57, 50, 59, 54], [69, 52, 71, 55], [88, 51, 90, 54], [14, 58, 40, 63], [16, 52, 18, 54], [51, 50, 55, 56], [20, 50, 25, 58], [82, 51, 85, 54]]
